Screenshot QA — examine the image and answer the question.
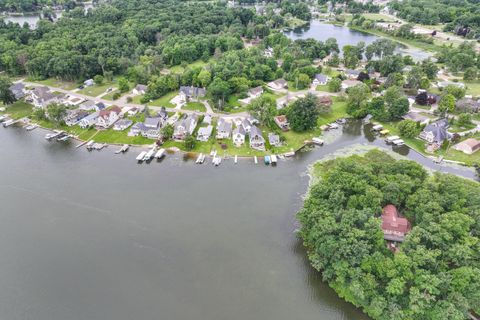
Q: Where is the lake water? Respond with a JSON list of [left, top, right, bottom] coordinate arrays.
[[284, 20, 433, 61], [0, 121, 474, 320]]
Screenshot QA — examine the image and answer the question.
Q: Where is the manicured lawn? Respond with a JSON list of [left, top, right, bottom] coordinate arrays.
[[465, 80, 480, 96], [131, 95, 144, 104], [31, 78, 78, 90], [318, 99, 348, 126], [78, 82, 115, 97], [147, 92, 176, 108], [286, 81, 305, 92], [102, 90, 122, 101], [316, 85, 331, 92], [169, 59, 209, 74], [221, 95, 248, 113], [182, 102, 206, 112], [448, 123, 476, 133], [362, 13, 396, 22], [2, 101, 33, 119]]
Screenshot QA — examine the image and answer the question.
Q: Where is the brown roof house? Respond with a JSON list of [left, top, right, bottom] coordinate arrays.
[[318, 95, 333, 107], [274, 115, 290, 131], [454, 138, 480, 155], [381, 204, 411, 243]]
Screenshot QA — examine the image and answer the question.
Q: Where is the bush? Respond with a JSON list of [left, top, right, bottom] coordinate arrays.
[[112, 92, 121, 100]]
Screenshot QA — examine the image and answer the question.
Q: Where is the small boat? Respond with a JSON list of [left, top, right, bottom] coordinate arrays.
[[264, 155, 271, 165], [312, 137, 324, 145], [25, 124, 38, 131], [154, 148, 166, 159], [212, 156, 222, 166], [234, 155, 238, 164], [196, 153, 205, 164], [372, 124, 383, 131], [92, 143, 106, 150], [385, 136, 400, 144], [392, 139, 405, 146], [86, 140, 95, 150], [284, 151, 295, 157], [270, 154, 278, 165], [57, 135, 70, 142], [115, 144, 130, 154], [379, 129, 390, 136], [254, 156, 258, 164], [144, 148, 156, 161], [136, 151, 147, 162], [210, 150, 217, 157], [3, 119, 15, 127]]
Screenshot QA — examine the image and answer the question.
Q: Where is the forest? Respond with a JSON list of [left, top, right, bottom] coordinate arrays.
[[298, 150, 480, 320]]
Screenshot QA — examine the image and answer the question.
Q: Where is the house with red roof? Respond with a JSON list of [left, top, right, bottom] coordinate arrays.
[[96, 106, 122, 129], [381, 204, 411, 243]]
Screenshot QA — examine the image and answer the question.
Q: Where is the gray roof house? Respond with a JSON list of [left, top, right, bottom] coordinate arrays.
[[249, 125, 265, 151], [216, 118, 233, 139], [419, 119, 450, 144], [456, 98, 480, 113], [197, 125, 213, 142], [312, 74, 329, 86], [30, 86, 57, 108], [173, 114, 198, 140], [268, 133, 281, 147], [9, 83, 26, 99], [144, 117, 161, 130], [345, 69, 361, 79], [180, 86, 206, 99], [113, 119, 133, 131], [232, 125, 246, 146], [80, 100, 96, 111]]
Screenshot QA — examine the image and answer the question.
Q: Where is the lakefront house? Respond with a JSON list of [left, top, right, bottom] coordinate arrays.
[[96, 106, 122, 129], [232, 125, 246, 147], [173, 114, 198, 140], [249, 125, 265, 151]]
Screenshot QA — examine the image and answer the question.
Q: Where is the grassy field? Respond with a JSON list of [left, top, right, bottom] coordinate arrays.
[[147, 92, 176, 108], [30, 78, 78, 90], [318, 98, 348, 126], [1, 101, 34, 119], [102, 90, 122, 101], [169, 60, 209, 74], [182, 102, 206, 112], [78, 82, 115, 97], [465, 80, 480, 96], [362, 13, 396, 22]]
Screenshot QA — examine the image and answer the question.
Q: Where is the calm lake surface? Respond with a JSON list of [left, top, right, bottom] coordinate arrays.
[[285, 20, 433, 61], [0, 121, 474, 320]]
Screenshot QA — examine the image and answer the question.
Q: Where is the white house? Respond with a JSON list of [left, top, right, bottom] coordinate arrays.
[[216, 118, 232, 139], [249, 125, 265, 151], [312, 74, 329, 86], [197, 125, 213, 142], [84, 79, 94, 87], [113, 119, 133, 131], [96, 106, 121, 129], [241, 118, 252, 134], [79, 111, 99, 128], [173, 114, 198, 140], [30, 87, 58, 108], [232, 125, 246, 147], [133, 84, 147, 96], [248, 86, 264, 99], [79, 100, 96, 111], [267, 79, 288, 91]]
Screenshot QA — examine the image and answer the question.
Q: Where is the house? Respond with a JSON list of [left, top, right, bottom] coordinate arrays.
[[318, 95, 333, 107], [63, 96, 84, 107], [9, 83, 26, 99], [345, 69, 360, 79], [381, 204, 411, 243], [419, 119, 450, 144], [179, 86, 206, 100], [249, 125, 265, 151], [268, 133, 281, 147], [248, 86, 264, 99], [312, 74, 329, 86], [129, 122, 147, 137], [197, 125, 213, 142], [79, 100, 96, 111], [96, 106, 121, 129], [456, 98, 480, 113], [247, 115, 259, 125], [216, 118, 232, 139], [341, 79, 362, 90], [274, 115, 289, 131], [203, 114, 212, 125], [95, 102, 106, 111], [402, 112, 430, 125], [79, 111, 99, 128], [113, 119, 133, 131], [438, 81, 465, 89], [267, 79, 288, 91], [127, 107, 139, 116], [64, 109, 89, 126], [30, 87, 58, 108], [144, 117, 161, 130], [232, 125, 246, 146], [157, 107, 169, 124], [84, 79, 94, 87], [453, 138, 480, 155], [133, 84, 147, 96], [173, 114, 198, 140], [241, 118, 252, 133]]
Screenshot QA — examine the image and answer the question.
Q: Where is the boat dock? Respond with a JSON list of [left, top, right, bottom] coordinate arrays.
[[154, 148, 166, 159], [196, 153, 206, 164], [45, 130, 64, 141], [115, 144, 130, 154], [136, 151, 147, 162]]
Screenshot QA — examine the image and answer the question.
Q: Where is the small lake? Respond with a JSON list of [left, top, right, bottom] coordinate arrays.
[[0, 120, 474, 320], [284, 20, 433, 61]]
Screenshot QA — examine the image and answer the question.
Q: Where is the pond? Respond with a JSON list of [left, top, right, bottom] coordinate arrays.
[[284, 20, 433, 61]]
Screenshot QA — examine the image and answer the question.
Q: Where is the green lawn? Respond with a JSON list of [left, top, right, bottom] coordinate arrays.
[[316, 85, 331, 92], [362, 13, 396, 22], [147, 92, 176, 108], [182, 102, 206, 112], [78, 82, 115, 97], [465, 80, 480, 96], [131, 95, 144, 104], [169, 59, 209, 74], [318, 99, 348, 126], [30, 78, 78, 90], [1, 101, 33, 119], [412, 103, 432, 111], [102, 90, 122, 101]]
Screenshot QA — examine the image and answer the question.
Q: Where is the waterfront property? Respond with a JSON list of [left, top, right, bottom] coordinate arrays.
[[232, 125, 246, 147], [274, 115, 290, 131], [197, 125, 213, 142], [9, 83, 26, 99], [30, 87, 60, 108], [113, 119, 133, 131], [268, 133, 281, 147], [79, 111, 100, 129], [216, 118, 233, 139], [173, 114, 198, 140], [381, 204, 411, 244], [419, 119, 450, 144], [249, 125, 265, 151], [96, 106, 121, 129]]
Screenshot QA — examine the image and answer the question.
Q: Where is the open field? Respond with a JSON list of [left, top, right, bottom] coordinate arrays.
[[78, 82, 116, 97]]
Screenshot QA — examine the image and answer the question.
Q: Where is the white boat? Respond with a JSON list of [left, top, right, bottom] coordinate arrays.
[[196, 153, 205, 164], [254, 156, 258, 164], [115, 144, 129, 154], [2, 119, 15, 127], [312, 137, 324, 145], [284, 151, 295, 157], [328, 123, 339, 129], [271, 154, 278, 164], [144, 149, 156, 161], [210, 150, 217, 157], [392, 139, 405, 146], [57, 135, 70, 142], [154, 148, 166, 159], [372, 124, 383, 131], [385, 136, 400, 143], [234, 155, 238, 164], [213, 156, 222, 166], [86, 140, 95, 149], [136, 151, 147, 161], [25, 124, 38, 131]]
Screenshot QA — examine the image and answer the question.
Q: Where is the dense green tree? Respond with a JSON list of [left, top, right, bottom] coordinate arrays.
[[444, 85, 466, 99], [439, 93, 456, 113], [248, 95, 277, 129], [328, 78, 342, 92], [346, 83, 370, 118], [0, 77, 16, 105], [286, 93, 319, 132], [46, 103, 67, 124], [398, 119, 420, 138]]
